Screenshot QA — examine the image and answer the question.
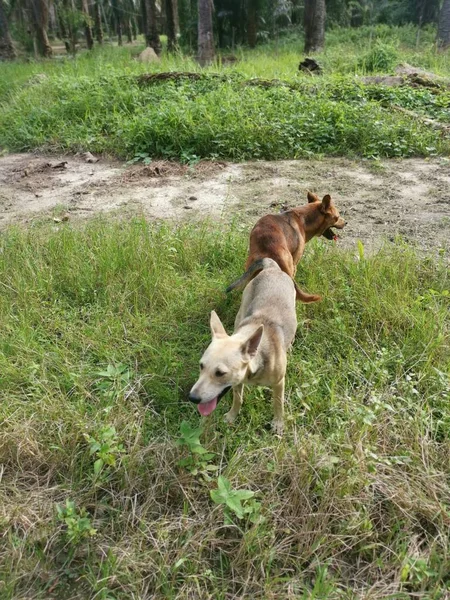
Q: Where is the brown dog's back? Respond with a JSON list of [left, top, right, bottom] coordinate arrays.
[[227, 193, 345, 303]]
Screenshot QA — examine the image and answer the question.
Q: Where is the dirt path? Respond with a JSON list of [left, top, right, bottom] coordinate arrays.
[[1, 153, 449, 252]]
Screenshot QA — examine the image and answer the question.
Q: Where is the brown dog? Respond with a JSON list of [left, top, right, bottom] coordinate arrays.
[[227, 192, 346, 302]]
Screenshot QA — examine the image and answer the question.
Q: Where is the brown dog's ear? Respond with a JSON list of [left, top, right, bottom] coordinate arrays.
[[241, 325, 264, 360], [210, 311, 227, 338], [307, 191, 320, 204], [321, 194, 332, 210]]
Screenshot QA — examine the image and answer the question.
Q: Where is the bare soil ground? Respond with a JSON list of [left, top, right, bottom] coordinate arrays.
[[1, 153, 449, 253]]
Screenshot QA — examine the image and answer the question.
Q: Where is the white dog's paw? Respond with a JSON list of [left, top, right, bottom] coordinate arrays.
[[271, 419, 284, 436], [223, 411, 237, 425]]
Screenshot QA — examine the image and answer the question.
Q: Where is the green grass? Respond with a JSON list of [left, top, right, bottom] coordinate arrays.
[[1, 25, 450, 160], [0, 218, 449, 598]]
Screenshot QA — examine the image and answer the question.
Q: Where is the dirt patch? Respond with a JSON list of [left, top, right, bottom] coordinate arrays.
[[0, 153, 449, 253]]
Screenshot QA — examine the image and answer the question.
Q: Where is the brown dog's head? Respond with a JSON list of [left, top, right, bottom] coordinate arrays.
[[307, 191, 346, 240]]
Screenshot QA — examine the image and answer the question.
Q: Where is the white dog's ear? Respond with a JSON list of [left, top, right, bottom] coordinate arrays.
[[241, 325, 264, 360], [210, 311, 227, 338]]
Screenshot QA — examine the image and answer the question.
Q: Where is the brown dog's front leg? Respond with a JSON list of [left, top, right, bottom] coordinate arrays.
[[272, 378, 285, 435], [224, 384, 244, 424]]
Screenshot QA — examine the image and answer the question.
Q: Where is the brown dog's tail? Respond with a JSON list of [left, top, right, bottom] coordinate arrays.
[[225, 259, 266, 293], [294, 282, 321, 303]]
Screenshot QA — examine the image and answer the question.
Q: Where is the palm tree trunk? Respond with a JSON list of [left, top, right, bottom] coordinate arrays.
[[111, 0, 123, 45], [247, 0, 257, 48], [125, 18, 132, 42], [141, 0, 161, 54], [304, 0, 325, 53], [31, 0, 53, 57], [165, 0, 178, 52], [94, 0, 103, 43], [81, 0, 94, 49], [0, 0, 16, 59], [198, 0, 214, 65], [437, 0, 450, 49]]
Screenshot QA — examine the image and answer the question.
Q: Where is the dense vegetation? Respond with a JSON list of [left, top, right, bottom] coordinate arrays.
[[1, 26, 450, 160]]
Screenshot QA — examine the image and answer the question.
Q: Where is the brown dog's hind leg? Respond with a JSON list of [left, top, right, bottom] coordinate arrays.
[[294, 281, 321, 303]]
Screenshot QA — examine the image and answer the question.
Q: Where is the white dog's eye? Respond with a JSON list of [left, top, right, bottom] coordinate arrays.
[[215, 369, 225, 377], [200, 363, 204, 370]]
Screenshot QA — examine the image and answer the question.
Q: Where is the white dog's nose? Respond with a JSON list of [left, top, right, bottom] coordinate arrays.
[[188, 391, 201, 404]]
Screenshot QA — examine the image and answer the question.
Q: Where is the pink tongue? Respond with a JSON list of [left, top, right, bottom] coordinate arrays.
[[197, 397, 218, 416]]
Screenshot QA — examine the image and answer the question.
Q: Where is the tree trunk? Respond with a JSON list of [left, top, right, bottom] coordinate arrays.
[[142, 0, 161, 54], [198, 0, 214, 65], [125, 18, 132, 42], [304, 0, 325, 54], [94, 0, 103, 43], [111, 0, 123, 45], [437, 0, 450, 49], [415, 0, 425, 49], [247, 0, 257, 48], [31, 0, 53, 57], [81, 0, 94, 49], [165, 0, 178, 52], [0, 0, 16, 59]]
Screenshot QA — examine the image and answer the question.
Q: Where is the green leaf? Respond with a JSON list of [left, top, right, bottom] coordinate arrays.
[[191, 444, 208, 454], [357, 239, 365, 261], [217, 475, 231, 494], [94, 458, 104, 475], [202, 453, 216, 460], [210, 489, 227, 505], [234, 489, 255, 501], [225, 496, 244, 519]]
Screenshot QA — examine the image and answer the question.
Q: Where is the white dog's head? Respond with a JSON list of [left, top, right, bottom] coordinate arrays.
[[189, 311, 264, 416]]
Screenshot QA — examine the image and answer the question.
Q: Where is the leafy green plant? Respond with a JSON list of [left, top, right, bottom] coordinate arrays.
[[400, 557, 438, 587], [210, 476, 261, 524], [176, 421, 218, 480], [358, 41, 398, 73], [85, 425, 125, 476], [56, 500, 96, 544], [126, 152, 152, 166], [95, 363, 132, 401]]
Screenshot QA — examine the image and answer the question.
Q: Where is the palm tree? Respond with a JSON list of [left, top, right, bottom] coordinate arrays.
[[94, 0, 103, 43], [304, 0, 325, 53], [165, 0, 178, 52], [141, 0, 161, 53], [247, 0, 257, 48], [31, 0, 53, 56], [0, 0, 16, 59], [198, 0, 213, 65], [81, 0, 94, 48], [437, 0, 450, 49]]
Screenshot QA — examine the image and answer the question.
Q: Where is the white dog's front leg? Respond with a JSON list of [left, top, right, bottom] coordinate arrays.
[[224, 384, 244, 424], [272, 378, 285, 435]]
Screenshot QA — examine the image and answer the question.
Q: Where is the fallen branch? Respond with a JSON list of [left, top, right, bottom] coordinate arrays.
[[390, 104, 450, 133], [359, 75, 405, 87], [136, 72, 224, 85]]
